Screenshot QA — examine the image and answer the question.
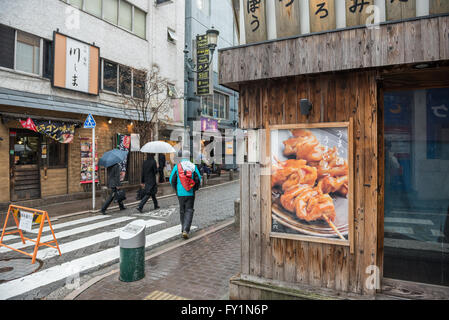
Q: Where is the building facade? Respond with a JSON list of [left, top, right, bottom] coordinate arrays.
[[185, 0, 239, 169], [0, 0, 185, 204], [223, 0, 449, 299]]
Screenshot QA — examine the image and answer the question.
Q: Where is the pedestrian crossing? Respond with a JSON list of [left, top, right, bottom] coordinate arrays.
[[0, 211, 197, 300], [0, 216, 135, 254], [1, 215, 110, 242]]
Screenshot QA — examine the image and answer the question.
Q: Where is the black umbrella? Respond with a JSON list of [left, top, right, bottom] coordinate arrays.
[[98, 149, 128, 168]]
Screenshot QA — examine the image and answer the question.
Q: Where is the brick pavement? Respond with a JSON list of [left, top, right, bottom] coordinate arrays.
[[74, 224, 241, 300]]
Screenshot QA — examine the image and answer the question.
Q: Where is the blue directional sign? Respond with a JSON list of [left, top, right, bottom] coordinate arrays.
[[84, 114, 96, 129]]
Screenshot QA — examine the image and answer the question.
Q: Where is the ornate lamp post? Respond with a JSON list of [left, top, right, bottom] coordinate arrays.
[[183, 27, 220, 157]]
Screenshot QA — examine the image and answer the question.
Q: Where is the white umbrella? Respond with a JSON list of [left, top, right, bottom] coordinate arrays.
[[140, 141, 176, 153]]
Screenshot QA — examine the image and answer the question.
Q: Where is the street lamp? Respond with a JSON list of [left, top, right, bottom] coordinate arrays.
[[184, 26, 220, 73], [184, 27, 220, 157]]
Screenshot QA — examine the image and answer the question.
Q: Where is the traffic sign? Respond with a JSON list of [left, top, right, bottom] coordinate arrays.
[[84, 114, 96, 129]]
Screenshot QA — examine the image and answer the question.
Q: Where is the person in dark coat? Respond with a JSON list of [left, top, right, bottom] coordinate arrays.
[[101, 163, 125, 214], [158, 153, 166, 183], [137, 153, 160, 212]]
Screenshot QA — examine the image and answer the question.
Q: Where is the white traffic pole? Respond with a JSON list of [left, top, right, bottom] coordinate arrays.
[[92, 126, 96, 211]]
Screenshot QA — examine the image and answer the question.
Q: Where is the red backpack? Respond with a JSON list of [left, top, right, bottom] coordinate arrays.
[[177, 163, 195, 191]]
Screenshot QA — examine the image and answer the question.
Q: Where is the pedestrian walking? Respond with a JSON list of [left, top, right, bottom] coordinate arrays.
[[136, 153, 160, 213], [101, 163, 126, 214], [158, 153, 166, 183], [169, 150, 201, 239]]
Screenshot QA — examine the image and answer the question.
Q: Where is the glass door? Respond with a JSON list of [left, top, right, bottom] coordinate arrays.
[[383, 87, 449, 287], [9, 129, 41, 201]]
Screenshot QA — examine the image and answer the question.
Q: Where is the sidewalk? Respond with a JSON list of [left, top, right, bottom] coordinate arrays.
[[67, 220, 240, 300]]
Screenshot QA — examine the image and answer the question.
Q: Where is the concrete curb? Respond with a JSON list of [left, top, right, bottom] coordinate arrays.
[[63, 218, 236, 300]]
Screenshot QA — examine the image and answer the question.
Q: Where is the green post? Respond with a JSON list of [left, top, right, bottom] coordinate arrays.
[[119, 247, 145, 282], [119, 220, 146, 282]]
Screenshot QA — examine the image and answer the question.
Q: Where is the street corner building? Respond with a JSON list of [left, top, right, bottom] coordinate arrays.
[[222, 0, 449, 300], [0, 0, 185, 206]]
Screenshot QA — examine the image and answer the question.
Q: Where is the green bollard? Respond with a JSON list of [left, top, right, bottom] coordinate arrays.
[[120, 247, 145, 282], [119, 220, 146, 282]]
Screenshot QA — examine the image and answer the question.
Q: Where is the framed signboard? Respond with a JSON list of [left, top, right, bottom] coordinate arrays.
[[268, 121, 354, 250], [53, 32, 100, 95], [195, 34, 213, 96]]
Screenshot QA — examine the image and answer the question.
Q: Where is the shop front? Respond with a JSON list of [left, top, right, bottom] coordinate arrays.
[[219, 14, 449, 299], [0, 104, 140, 206]]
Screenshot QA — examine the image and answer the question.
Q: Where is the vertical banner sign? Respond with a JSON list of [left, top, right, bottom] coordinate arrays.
[[275, 0, 301, 38], [53, 32, 99, 95], [309, 0, 336, 33], [65, 37, 90, 93], [386, 0, 416, 21], [345, 0, 375, 27], [195, 35, 213, 96], [244, 0, 268, 44], [430, 0, 449, 14], [80, 138, 98, 184], [116, 134, 130, 182]]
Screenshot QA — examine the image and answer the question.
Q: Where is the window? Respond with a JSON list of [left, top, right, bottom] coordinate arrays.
[[383, 87, 449, 287], [134, 7, 146, 39], [41, 137, 68, 168], [103, 60, 118, 92], [156, 0, 171, 4], [0, 24, 15, 69], [213, 92, 219, 118], [201, 91, 230, 119], [15, 31, 40, 75], [102, 59, 146, 98], [119, 0, 132, 31], [196, 0, 210, 15], [85, 0, 102, 17], [43, 40, 53, 79], [119, 65, 131, 95], [64, 0, 146, 39], [69, 0, 83, 9], [103, 0, 118, 24], [133, 70, 146, 99], [167, 28, 176, 43]]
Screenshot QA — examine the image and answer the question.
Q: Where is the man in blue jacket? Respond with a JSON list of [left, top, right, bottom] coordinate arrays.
[[169, 150, 201, 239]]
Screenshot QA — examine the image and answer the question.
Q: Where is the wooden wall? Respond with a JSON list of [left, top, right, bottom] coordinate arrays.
[[40, 168, 67, 197], [219, 15, 449, 90], [238, 70, 380, 295]]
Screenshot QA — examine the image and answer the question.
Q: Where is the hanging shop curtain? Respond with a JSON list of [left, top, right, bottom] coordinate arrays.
[[116, 134, 131, 181], [19, 117, 75, 143]]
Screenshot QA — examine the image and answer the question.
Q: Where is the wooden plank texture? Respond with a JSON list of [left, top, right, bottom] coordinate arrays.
[[275, 0, 301, 38], [345, 0, 375, 27], [243, 0, 268, 44], [430, 0, 449, 14], [219, 15, 447, 87], [309, 0, 336, 33], [386, 0, 416, 21]]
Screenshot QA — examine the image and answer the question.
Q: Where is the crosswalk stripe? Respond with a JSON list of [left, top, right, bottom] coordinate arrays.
[[29, 215, 110, 234], [0, 224, 197, 300], [1, 216, 110, 242], [36, 219, 165, 260], [0, 216, 135, 254]]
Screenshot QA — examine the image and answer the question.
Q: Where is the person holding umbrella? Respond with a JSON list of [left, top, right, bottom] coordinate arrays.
[[138, 141, 176, 212], [99, 149, 128, 214], [136, 153, 160, 212]]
